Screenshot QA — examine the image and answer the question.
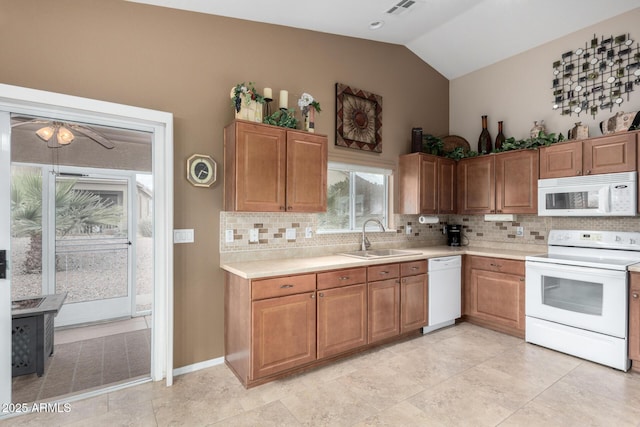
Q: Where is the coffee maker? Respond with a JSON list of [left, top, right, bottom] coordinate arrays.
[[446, 224, 462, 247]]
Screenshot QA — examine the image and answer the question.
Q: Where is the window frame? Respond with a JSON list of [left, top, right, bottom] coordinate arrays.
[[317, 161, 393, 234]]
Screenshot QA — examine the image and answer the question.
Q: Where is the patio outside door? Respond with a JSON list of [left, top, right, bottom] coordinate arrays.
[[0, 112, 12, 404], [52, 172, 134, 327]]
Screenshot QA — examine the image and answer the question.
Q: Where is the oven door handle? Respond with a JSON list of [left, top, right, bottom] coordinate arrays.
[[526, 260, 627, 279]]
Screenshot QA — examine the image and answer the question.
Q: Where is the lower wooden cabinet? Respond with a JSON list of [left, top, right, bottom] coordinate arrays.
[[317, 283, 367, 359], [400, 261, 428, 332], [630, 273, 640, 369], [464, 256, 525, 337], [251, 291, 317, 379], [368, 278, 400, 343]]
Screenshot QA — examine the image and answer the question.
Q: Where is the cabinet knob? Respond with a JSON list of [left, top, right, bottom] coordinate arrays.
[[310, 293, 315, 299], [319, 292, 324, 297], [633, 292, 639, 299], [287, 206, 293, 210], [279, 206, 285, 211], [520, 277, 525, 282], [576, 170, 581, 175], [586, 170, 591, 175]]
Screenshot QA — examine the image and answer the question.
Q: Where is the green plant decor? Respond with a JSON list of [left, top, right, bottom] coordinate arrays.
[[232, 82, 265, 113], [494, 131, 565, 153], [263, 108, 298, 129]]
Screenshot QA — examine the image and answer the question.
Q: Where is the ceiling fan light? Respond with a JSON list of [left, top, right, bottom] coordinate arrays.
[[36, 126, 55, 142], [57, 126, 75, 145]]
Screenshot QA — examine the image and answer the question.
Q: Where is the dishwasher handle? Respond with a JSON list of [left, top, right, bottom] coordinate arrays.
[[428, 256, 462, 270]]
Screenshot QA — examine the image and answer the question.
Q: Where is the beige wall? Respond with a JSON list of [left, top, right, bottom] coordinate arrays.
[[0, 0, 448, 366], [450, 8, 640, 147]]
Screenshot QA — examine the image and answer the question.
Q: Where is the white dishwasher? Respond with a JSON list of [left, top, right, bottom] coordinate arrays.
[[422, 255, 462, 334]]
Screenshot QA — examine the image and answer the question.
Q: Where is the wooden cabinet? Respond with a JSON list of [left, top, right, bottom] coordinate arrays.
[[400, 260, 428, 332], [317, 268, 367, 359], [464, 256, 525, 337], [397, 153, 456, 214], [630, 273, 640, 369], [224, 120, 327, 212], [457, 150, 538, 214], [539, 133, 636, 179], [367, 264, 400, 343]]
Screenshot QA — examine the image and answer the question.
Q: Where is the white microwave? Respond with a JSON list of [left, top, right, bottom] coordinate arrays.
[[538, 171, 637, 216]]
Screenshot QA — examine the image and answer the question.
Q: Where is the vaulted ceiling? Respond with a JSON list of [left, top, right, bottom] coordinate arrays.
[[128, 0, 640, 79]]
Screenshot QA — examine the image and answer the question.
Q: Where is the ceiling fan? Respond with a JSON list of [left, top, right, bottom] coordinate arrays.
[[11, 118, 115, 149]]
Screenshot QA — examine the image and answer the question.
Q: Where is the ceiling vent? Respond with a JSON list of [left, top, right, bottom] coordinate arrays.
[[385, 0, 418, 16]]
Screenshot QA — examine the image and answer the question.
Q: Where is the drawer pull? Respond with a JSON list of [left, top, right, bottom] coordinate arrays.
[[490, 263, 501, 268], [379, 271, 390, 275], [411, 266, 419, 270], [633, 292, 639, 299], [280, 284, 294, 289], [339, 276, 350, 280]]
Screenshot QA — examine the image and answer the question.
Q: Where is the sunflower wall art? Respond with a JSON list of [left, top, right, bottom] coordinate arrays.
[[335, 83, 383, 153]]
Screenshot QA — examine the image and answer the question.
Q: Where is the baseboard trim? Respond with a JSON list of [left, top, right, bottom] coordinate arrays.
[[173, 356, 224, 377]]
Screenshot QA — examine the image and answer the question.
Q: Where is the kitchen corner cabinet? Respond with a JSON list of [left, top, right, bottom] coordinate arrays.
[[316, 268, 367, 359], [464, 256, 525, 337], [630, 273, 640, 369], [539, 132, 636, 179], [224, 120, 327, 212], [457, 149, 538, 215], [397, 153, 456, 214]]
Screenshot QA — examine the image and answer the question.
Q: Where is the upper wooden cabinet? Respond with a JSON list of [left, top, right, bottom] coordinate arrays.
[[224, 120, 327, 212], [539, 133, 637, 179], [457, 150, 538, 215], [397, 153, 456, 215]]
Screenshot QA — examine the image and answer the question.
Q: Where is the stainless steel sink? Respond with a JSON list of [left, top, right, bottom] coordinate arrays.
[[339, 249, 422, 259]]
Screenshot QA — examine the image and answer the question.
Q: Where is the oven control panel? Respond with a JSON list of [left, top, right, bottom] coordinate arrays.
[[548, 230, 640, 249]]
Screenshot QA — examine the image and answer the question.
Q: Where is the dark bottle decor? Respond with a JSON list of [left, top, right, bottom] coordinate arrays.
[[495, 121, 505, 151], [411, 127, 423, 152], [478, 115, 492, 154]]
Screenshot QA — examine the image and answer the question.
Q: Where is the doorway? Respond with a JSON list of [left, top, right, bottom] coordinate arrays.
[[0, 83, 174, 408]]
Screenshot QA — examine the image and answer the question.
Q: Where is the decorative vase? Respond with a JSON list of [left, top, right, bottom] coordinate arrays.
[[411, 128, 423, 153], [304, 106, 316, 132], [495, 121, 505, 151], [478, 115, 492, 154], [530, 120, 546, 138]]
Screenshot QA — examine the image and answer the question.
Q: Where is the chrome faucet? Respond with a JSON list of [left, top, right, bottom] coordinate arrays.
[[361, 218, 385, 251]]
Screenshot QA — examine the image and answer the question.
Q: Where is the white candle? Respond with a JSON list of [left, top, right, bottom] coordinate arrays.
[[279, 90, 288, 109], [264, 87, 272, 99]]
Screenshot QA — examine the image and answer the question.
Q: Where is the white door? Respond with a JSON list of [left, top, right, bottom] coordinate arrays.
[[51, 171, 135, 326], [0, 112, 13, 404]]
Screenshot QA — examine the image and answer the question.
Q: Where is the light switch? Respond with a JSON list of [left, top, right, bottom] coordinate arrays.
[[305, 227, 313, 238], [174, 229, 194, 244], [249, 228, 259, 243]]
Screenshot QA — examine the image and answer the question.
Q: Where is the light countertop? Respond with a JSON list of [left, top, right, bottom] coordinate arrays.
[[221, 245, 546, 279]]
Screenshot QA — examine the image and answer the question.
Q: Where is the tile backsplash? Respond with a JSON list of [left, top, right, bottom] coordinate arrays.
[[220, 211, 640, 262]]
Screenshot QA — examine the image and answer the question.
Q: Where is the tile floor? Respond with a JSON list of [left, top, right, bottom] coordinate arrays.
[[11, 317, 151, 404], [3, 322, 640, 426]]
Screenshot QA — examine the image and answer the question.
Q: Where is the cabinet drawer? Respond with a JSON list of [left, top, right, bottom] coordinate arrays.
[[367, 264, 400, 281], [252, 274, 316, 300], [317, 267, 367, 290], [401, 260, 427, 277], [470, 256, 524, 276]]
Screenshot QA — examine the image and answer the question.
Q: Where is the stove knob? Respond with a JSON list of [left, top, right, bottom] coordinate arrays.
[[615, 235, 622, 242], [630, 238, 637, 245]]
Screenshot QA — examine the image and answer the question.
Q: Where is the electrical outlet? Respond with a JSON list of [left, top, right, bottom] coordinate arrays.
[[249, 228, 259, 243], [225, 229, 234, 243], [406, 225, 412, 235], [286, 228, 296, 240], [516, 226, 524, 237], [305, 227, 313, 238]]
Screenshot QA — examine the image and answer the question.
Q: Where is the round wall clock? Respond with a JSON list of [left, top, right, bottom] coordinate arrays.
[[186, 154, 217, 187]]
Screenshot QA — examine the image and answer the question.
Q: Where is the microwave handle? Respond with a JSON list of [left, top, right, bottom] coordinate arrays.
[[599, 185, 611, 213]]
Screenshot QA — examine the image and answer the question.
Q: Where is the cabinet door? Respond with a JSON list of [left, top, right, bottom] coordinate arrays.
[[495, 150, 538, 214], [400, 274, 428, 332], [251, 292, 316, 379], [286, 131, 328, 212], [583, 133, 636, 175], [233, 122, 287, 211], [457, 156, 495, 214], [419, 155, 438, 214], [630, 273, 640, 362], [438, 158, 456, 214], [539, 140, 582, 179], [398, 153, 437, 215], [317, 283, 367, 359], [469, 268, 525, 332], [368, 278, 400, 343]]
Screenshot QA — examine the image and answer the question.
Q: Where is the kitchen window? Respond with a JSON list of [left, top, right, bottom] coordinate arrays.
[[317, 162, 391, 233]]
